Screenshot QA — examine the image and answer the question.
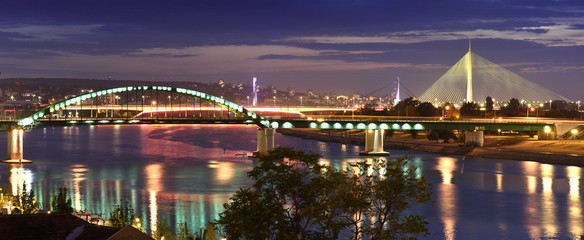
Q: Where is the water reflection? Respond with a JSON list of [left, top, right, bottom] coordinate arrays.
[[436, 157, 457, 240], [71, 164, 88, 211], [1, 125, 584, 239], [9, 165, 33, 196], [145, 164, 163, 234], [540, 164, 557, 238], [567, 166, 583, 237]]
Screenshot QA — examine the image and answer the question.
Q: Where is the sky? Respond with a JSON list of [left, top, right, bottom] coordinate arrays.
[[1, 0, 583, 101]]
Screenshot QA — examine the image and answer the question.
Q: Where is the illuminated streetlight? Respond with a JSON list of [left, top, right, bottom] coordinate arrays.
[[442, 105, 450, 120], [166, 96, 171, 117], [572, 129, 578, 140]]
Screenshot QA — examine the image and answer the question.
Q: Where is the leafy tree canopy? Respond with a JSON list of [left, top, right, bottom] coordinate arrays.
[[217, 147, 432, 240]]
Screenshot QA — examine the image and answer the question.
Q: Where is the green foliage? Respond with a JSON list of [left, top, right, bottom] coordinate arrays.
[[0, 185, 8, 207], [502, 98, 521, 116], [153, 218, 219, 240], [392, 97, 419, 116], [14, 184, 39, 214], [427, 130, 440, 142], [177, 222, 195, 240], [109, 200, 143, 231], [152, 216, 173, 240], [406, 130, 418, 139], [51, 187, 74, 214], [356, 158, 432, 239], [197, 222, 220, 240], [460, 102, 479, 116], [385, 130, 395, 139], [357, 103, 378, 115], [415, 102, 437, 117], [485, 96, 494, 111], [217, 147, 432, 240], [438, 130, 458, 143]]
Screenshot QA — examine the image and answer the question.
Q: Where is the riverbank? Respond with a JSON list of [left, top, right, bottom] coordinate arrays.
[[277, 129, 584, 166]]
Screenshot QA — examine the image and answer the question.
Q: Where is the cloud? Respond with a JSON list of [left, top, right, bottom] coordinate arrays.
[[521, 65, 584, 73], [282, 21, 584, 47], [0, 45, 417, 76], [0, 24, 104, 41]]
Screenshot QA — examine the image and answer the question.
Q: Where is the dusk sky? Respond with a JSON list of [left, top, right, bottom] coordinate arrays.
[[1, 0, 583, 100]]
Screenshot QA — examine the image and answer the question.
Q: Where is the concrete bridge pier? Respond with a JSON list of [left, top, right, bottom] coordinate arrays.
[[3, 128, 31, 163], [359, 129, 389, 156], [465, 130, 484, 147], [254, 128, 275, 157]]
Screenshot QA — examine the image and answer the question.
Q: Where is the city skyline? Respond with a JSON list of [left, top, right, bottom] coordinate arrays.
[[1, 0, 583, 100]]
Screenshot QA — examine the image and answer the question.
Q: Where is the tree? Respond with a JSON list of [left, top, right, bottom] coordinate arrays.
[[384, 130, 395, 139], [51, 187, 74, 214], [438, 130, 458, 143], [177, 222, 195, 240], [217, 147, 432, 240], [14, 184, 39, 214], [356, 158, 432, 239], [502, 98, 521, 116], [427, 130, 457, 143], [152, 217, 173, 240], [415, 102, 436, 117], [109, 200, 143, 232], [406, 130, 418, 139], [357, 103, 378, 115], [427, 130, 439, 142], [460, 102, 479, 116], [485, 96, 494, 111], [393, 97, 419, 117]]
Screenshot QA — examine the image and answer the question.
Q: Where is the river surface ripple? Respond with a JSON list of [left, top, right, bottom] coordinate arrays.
[[0, 125, 582, 239]]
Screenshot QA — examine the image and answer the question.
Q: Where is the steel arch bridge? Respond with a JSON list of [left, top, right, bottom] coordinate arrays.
[[0, 85, 561, 161], [16, 85, 269, 128], [3, 84, 555, 134]]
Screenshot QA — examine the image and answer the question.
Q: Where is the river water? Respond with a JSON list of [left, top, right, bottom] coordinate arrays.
[[0, 125, 582, 239]]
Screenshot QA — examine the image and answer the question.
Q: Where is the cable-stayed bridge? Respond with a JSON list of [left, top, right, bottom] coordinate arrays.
[[418, 44, 570, 104]]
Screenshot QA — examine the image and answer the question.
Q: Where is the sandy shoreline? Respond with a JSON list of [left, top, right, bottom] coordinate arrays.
[[277, 129, 584, 166]]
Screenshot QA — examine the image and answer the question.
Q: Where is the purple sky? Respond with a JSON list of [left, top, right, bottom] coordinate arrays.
[[1, 0, 583, 100]]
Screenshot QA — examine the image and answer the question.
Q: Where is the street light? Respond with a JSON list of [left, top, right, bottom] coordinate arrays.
[[544, 125, 551, 140], [572, 129, 578, 140], [300, 96, 303, 106], [273, 96, 276, 106], [442, 105, 450, 120], [166, 96, 171, 117], [151, 101, 156, 117]]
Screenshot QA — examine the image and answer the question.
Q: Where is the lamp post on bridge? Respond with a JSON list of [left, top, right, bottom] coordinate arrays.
[[442, 105, 450, 120]]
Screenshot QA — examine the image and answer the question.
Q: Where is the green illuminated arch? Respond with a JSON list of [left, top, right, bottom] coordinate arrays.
[[19, 85, 266, 127]]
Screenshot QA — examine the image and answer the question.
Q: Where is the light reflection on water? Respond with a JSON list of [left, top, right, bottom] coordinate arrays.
[[0, 125, 583, 239]]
